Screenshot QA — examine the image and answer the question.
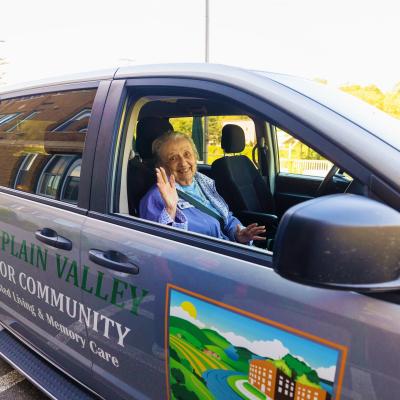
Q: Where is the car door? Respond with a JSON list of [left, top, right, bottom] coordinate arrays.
[[0, 81, 110, 386], [83, 73, 400, 400]]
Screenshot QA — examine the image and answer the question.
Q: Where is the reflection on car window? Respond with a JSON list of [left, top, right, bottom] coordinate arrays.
[[37, 154, 77, 199], [14, 153, 39, 191], [0, 88, 96, 200], [61, 160, 81, 203]]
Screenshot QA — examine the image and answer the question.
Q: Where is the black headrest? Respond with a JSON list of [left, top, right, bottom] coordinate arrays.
[[136, 117, 173, 159], [221, 124, 245, 153]]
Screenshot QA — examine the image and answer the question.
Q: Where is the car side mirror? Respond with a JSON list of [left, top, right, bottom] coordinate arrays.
[[273, 194, 400, 292]]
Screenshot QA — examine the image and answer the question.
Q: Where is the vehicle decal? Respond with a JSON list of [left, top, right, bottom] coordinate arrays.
[[165, 284, 347, 400], [0, 229, 149, 353]]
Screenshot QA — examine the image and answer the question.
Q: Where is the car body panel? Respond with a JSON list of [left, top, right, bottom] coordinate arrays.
[[0, 192, 93, 378]]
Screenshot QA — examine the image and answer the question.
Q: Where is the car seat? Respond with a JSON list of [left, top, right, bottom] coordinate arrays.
[[127, 117, 173, 215], [211, 124, 278, 233]]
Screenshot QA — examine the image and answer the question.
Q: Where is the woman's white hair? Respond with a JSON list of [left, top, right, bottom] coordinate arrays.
[[152, 132, 199, 166]]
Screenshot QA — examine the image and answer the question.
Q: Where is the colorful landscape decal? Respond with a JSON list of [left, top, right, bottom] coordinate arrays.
[[166, 286, 346, 400]]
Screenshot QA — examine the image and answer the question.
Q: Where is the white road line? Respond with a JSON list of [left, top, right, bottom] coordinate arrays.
[[235, 379, 272, 400], [0, 370, 25, 393]]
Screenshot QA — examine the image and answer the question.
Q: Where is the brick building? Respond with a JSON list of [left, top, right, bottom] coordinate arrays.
[[249, 359, 331, 400]]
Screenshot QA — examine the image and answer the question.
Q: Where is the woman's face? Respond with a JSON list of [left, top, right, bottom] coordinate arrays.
[[160, 137, 197, 186]]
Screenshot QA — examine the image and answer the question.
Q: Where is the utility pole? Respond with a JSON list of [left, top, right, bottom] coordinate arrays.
[[204, 0, 209, 162], [0, 40, 6, 84], [205, 0, 209, 63]]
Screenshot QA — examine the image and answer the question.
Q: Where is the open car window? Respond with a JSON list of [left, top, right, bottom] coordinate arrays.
[[113, 88, 352, 253]]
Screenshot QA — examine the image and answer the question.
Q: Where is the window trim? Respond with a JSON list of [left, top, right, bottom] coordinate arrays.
[[0, 186, 88, 215], [88, 210, 272, 268]]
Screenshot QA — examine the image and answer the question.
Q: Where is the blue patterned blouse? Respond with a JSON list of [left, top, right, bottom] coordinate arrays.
[[139, 172, 243, 242]]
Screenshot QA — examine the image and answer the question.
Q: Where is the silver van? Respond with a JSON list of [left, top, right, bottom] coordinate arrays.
[[0, 64, 400, 400]]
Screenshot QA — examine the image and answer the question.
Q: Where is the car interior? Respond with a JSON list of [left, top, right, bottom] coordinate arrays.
[[117, 91, 360, 248]]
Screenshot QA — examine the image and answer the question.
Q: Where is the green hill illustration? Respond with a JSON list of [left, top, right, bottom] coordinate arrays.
[[202, 328, 230, 349], [168, 291, 338, 400]]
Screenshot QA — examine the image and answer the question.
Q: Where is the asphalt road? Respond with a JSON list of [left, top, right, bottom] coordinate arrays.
[[0, 357, 45, 399]]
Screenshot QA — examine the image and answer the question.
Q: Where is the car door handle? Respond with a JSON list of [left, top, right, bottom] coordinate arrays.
[[35, 228, 72, 250], [88, 249, 139, 274]]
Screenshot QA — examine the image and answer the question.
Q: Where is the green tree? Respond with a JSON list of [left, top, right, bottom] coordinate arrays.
[[169, 348, 181, 362], [306, 370, 320, 385], [340, 83, 400, 121], [171, 368, 185, 384], [171, 384, 199, 400]]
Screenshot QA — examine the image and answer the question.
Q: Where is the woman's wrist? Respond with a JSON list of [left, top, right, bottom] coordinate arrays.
[[166, 204, 177, 220]]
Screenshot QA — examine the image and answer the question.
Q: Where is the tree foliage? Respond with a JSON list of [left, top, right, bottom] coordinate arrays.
[[340, 83, 400, 120], [171, 368, 185, 385]]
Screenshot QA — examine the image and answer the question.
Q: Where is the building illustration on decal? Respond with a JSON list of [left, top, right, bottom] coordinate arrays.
[[249, 359, 331, 400], [168, 288, 343, 400]]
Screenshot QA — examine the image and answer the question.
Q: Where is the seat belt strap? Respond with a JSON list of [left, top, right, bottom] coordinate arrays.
[[176, 189, 225, 227]]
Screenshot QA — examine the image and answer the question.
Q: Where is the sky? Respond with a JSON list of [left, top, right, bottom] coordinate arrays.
[[0, 0, 399, 91]]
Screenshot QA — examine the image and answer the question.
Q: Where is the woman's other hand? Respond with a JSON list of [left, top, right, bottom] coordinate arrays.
[[235, 223, 266, 244], [156, 167, 179, 219]]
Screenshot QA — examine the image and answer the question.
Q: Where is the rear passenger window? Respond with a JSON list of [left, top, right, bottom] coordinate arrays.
[[0, 89, 96, 204]]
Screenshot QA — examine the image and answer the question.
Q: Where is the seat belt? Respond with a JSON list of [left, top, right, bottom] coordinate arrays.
[[176, 189, 225, 227]]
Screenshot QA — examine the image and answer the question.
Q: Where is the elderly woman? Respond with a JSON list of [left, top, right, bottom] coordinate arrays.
[[139, 132, 265, 244]]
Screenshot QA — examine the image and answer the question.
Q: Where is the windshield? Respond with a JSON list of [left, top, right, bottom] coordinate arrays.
[[257, 72, 400, 151]]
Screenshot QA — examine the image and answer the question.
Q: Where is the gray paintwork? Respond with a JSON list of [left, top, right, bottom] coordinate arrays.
[[0, 64, 400, 399], [0, 193, 93, 385]]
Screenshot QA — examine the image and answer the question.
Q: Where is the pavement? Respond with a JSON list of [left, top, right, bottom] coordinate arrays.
[[0, 359, 45, 399]]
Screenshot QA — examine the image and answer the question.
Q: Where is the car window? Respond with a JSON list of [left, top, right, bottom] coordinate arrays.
[[117, 89, 355, 253], [114, 92, 274, 253], [169, 115, 256, 165], [276, 127, 333, 177], [0, 89, 96, 204]]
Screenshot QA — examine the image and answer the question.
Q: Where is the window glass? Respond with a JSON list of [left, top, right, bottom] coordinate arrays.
[[276, 127, 333, 177], [60, 160, 81, 203], [0, 89, 96, 202], [0, 112, 20, 126], [37, 154, 77, 199], [169, 116, 206, 161], [169, 115, 256, 164], [14, 153, 39, 191]]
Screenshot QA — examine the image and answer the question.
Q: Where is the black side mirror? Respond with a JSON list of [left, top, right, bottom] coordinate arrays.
[[273, 194, 400, 292]]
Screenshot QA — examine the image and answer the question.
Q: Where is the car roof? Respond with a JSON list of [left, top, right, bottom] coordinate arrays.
[[0, 68, 117, 95], [0, 63, 276, 96], [1, 63, 400, 152]]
